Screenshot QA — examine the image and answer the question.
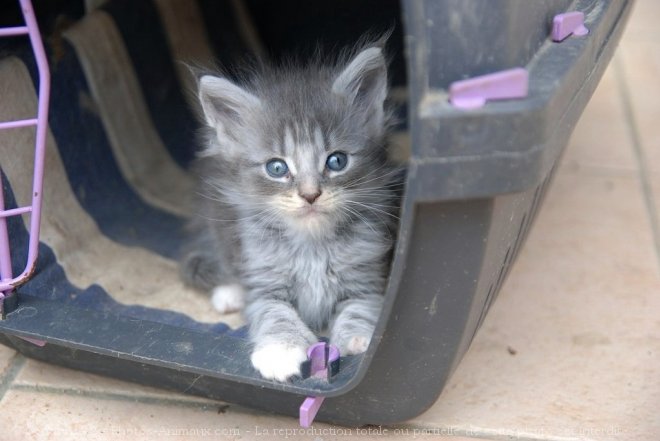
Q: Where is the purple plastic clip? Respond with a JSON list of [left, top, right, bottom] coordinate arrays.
[[552, 11, 589, 42], [299, 342, 340, 428], [449, 67, 529, 109]]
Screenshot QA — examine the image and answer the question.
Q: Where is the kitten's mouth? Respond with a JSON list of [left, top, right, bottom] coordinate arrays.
[[299, 205, 322, 216], [289, 205, 333, 233]]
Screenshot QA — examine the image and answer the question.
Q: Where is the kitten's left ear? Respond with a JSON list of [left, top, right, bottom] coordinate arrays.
[[332, 47, 388, 130]]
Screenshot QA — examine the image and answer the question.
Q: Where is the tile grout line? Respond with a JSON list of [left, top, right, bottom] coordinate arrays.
[[0, 354, 27, 402], [559, 163, 639, 178], [9, 382, 225, 411], [612, 55, 660, 272]]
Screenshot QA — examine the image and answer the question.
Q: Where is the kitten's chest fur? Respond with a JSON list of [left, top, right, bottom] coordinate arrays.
[[289, 242, 341, 330], [241, 222, 390, 331]]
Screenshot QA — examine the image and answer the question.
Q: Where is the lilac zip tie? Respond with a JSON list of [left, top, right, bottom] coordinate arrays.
[[299, 342, 340, 428], [449, 67, 529, 109], [552, 11, 589, 42]]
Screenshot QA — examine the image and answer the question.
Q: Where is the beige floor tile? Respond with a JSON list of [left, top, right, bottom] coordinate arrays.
[[13, 358, 217, 404], [409, 169, 660, 441], [617, 40, 660, 175], [0, 389, 484, 441], [562, 65, 638, 173], [0, 389, 227, 441], [622, 0, 660, 42]]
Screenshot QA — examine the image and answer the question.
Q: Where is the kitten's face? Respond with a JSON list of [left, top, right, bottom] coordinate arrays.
[[237, 120, 388, 236], [198, 46, 390, 237]]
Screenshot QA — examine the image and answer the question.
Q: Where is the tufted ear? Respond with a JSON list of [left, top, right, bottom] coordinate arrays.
[[332, 47, 388, 130], [198, 75, 262, 155], [198, 75, 262, 129]]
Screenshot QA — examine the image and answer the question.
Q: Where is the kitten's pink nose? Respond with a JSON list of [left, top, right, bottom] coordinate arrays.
[[300, 190, 322, 205]]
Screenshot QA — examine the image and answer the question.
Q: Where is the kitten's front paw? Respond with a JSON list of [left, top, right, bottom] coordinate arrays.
[[211, 284, 245, 313], [251, 343, 307, 382], [341, 336, 371, 355]]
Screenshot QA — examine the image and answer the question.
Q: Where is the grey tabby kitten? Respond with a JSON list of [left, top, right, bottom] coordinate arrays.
[[181, 40, 400, 381]]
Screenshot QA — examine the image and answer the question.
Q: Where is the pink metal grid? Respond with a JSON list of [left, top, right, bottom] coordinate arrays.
[[0, 0, 50, 296]]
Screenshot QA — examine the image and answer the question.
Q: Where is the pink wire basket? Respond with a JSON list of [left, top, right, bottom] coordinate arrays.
[[0, 0, 50, 300]]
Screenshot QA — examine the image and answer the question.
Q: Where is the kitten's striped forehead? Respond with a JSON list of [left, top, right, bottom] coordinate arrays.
[[280, 122, 326, 159]]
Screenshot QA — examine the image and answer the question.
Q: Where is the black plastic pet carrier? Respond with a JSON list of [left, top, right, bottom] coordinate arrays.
[[0, 0, 632, 426]]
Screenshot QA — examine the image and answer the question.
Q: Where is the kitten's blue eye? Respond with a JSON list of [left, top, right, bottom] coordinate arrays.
[[326, 152, 348, 172], [266, 159, 289, 178]]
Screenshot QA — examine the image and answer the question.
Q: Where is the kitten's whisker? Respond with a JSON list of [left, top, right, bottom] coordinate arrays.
[[345, 200, 401, 220], [199, 190, 273, 209], [343, 163, 391, 188], [341, 206, 392, 241], [347, 167, 404, 189], [354, 181, 407, 190], [196, 206, 277, 223], [201, 181, 275, 202], [209, 193, 272, 206], [258, 212, 282, 243], [347, 187, 397, 194], [347, 190, 400, 197], [341, 205, 380, 237], [243, 212, 274, 242], [350, 202, 400, 209], [342, 163, 389, 186]]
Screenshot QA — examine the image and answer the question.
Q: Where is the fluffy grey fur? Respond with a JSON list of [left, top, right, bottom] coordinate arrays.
[[181, 40, 401, 381]]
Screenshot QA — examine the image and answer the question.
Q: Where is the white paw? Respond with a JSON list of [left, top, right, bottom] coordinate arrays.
[[251, 343, 307, 382], [211, 284, 245, 314], [345, 336, 370, 355]]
